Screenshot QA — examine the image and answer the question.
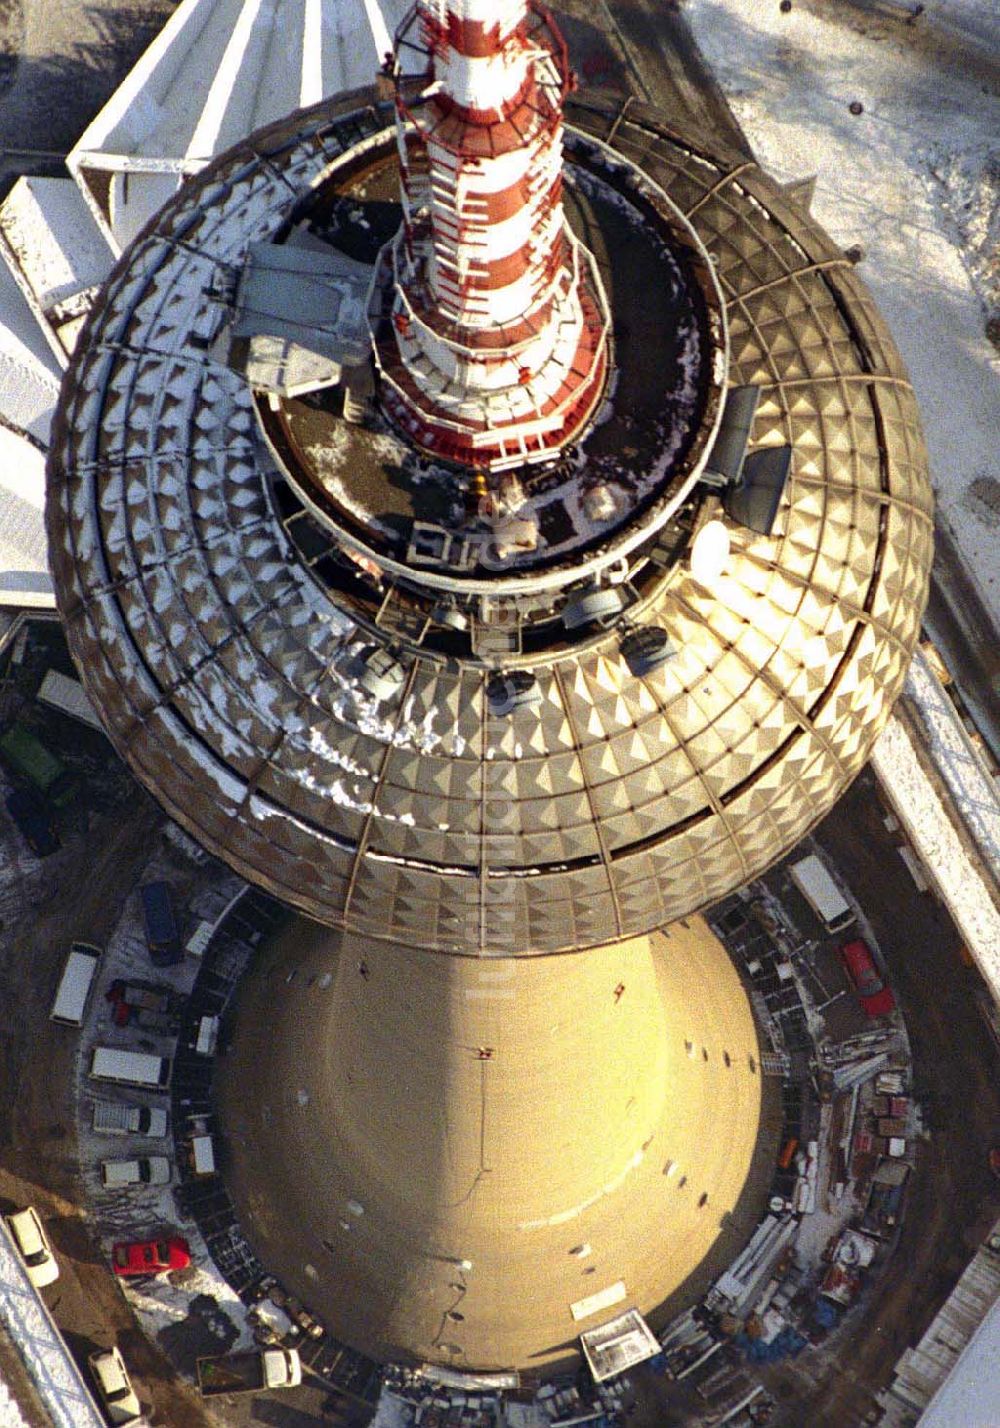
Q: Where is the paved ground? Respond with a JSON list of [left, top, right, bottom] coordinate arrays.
[[0, 0, 175, 191], [555, 0, 753, 156], [0, 619, 221, 1427]]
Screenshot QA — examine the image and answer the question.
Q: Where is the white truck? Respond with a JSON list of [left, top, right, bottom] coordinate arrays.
[[89, 1046, 171, 1089], [100, 1157, 171, 1189], [92, 1101, 168, 1138], [788, 853, 855, 934], [50, 942, 101, 1027], [196, 1347, 302, 1396]]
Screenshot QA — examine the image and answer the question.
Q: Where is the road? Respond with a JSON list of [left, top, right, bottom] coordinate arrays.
[[0, 0, 175, 191], [554, 0, 753, 157]]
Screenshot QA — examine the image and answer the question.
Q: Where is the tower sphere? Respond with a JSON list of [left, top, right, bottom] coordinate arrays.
[[46, 80, 932, 956]]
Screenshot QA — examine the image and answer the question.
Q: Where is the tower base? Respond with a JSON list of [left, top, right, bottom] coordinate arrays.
[[214, 916, 778, 1372]]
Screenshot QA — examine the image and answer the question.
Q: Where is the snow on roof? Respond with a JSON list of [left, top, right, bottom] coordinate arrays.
[[0, 1381, 30, 1427], [916, 1285, 1000, 1428], [871, 714, 1000, 992], [0, 263, 61, 448], [0, 177, 112, 365], [67, 0, 410, 251]]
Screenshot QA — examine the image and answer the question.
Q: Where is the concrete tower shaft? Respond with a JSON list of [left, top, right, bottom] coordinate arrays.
[[379, 0, 611, 467]]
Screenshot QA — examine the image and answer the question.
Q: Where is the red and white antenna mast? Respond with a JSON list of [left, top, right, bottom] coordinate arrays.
[[373, 0, 611, 471]]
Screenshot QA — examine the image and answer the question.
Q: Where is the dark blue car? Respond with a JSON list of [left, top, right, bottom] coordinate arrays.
[[5, 787, 60, 856], [141, 881, 182, 966]]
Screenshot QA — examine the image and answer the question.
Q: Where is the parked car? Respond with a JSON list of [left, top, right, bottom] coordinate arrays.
[[839, 938, 896, 1016], [140, 881, 181, 967], [112, 1236, 191, 1277], [4, 786, 59, 856], [87, 1346, 142, 1425], [4, 1206, 59, 1288]]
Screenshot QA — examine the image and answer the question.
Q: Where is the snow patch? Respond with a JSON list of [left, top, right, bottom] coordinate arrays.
[[687, 0, 1000, 626]]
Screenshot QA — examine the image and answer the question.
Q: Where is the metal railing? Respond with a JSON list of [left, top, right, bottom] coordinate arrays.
[[904, 646, 1000, 877]]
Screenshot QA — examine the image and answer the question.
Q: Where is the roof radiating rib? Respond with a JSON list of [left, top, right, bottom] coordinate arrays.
[[0, 177, 113, 368], [66, 0, 410, 253], [47, 91, 933, 955], [0, 426, 55, 608]]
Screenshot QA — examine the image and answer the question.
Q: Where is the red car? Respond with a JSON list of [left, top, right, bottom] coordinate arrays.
[[839, 939, 896, 1016], [112, 1236, 191, 1277]]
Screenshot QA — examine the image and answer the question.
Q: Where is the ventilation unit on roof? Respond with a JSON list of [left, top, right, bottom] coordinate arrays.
[[485, 670, 542, 717], [561, 586, 627, 631], [702, 385, 761, 489], [620, 626, 676, 677], [725, 445, 794, 535]]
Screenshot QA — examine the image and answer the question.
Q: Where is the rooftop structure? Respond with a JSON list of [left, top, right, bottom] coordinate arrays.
[[44, 0, 932, 1379], [47, 86, 932, 955], [878, 1216, 1000, 1426], [67, 0, 410, 252]]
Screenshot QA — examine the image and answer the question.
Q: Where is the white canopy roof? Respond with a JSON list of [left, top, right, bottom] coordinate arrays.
[[0, 177, 113, 365], [918, 1294, 1000, 1427], [67, 0, 410, 251], [0, 261, 62, 448]]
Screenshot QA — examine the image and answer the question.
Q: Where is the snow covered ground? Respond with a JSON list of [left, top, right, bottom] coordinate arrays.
[[0, 1383, 28, 1428], [686, 0, 1000, 628]]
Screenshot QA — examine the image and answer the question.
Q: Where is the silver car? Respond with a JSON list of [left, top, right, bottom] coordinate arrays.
[[88, 1346, 142, 1425]]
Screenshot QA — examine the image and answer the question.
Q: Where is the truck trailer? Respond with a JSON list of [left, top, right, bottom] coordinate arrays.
[[787, 854, 854, 933], [140, 882, 182, 967]]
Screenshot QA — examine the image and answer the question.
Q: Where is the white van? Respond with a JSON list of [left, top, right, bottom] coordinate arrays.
[[100, 1156, 171, 1189], [50, 942, 102, 1027], [190, 1134, 216, 1177], [37, 668, 104, 731], [195, 1015, 219, 1056], [788, 853, 855, 933], [4, 1207, 59, 1288], [89, 1047, 171, 1090]]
